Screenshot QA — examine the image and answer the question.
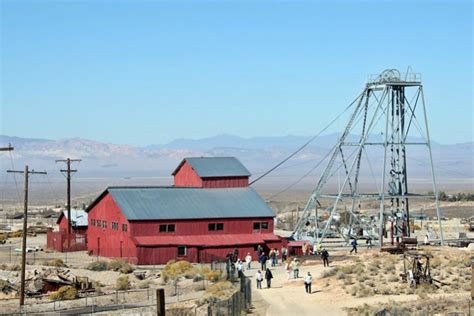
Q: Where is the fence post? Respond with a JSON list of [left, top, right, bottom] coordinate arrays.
[[115, 290, 118, 304], [156, 288, 165, 316], [207, 303, 212, 316]]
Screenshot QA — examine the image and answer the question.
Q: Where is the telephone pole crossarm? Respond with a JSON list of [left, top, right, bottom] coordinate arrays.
[[0, 144, 14, 151]]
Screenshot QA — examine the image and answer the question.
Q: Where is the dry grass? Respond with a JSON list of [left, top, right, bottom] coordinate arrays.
[[87, 260, 108, 271], [201, 281, 236, 303], [0, 263, 21, 271], [42, 259, 67, 267], [162, 260, 193, 283], [115, 275, 130, 290], [107, 259, 134, 274], [49, 286, 78, 300]]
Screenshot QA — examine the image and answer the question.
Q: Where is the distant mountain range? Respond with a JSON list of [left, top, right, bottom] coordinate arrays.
[[0, 134, 472, 190]]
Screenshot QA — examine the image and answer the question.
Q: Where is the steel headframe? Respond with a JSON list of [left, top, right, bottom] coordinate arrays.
[[292, 69, 444, 247]]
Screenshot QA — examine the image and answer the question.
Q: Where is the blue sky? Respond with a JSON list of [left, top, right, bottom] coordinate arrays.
[[1, 0, 472, 146]]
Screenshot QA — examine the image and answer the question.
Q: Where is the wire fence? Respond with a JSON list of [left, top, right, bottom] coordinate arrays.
[[0, 245, 97, 267], [0, 258, 252, 316]]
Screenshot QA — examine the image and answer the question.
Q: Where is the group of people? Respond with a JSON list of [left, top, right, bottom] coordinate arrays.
[[255, 268, 273, 289], [232, 244, 334, 293]]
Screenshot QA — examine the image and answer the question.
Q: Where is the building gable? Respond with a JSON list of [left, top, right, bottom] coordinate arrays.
[[172, 157, 251, 178]]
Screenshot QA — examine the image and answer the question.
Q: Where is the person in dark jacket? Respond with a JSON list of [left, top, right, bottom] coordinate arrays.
[[350, 238, 358, 254], [265, 268, 273, 288], [259, 253, 267, 270], [321, 249, 330, 267]]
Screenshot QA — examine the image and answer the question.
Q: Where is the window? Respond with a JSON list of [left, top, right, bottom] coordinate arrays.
[[209, 223, 224, 231], [97, 220, 101, 227], [122, 224, 128, 232], [102, 221, 107, 228], [91, 219, 96, 226], [177, 246, 187, 257], [112, 222, 118, 230], [253, 222, 269, 231], [159, 224, 175, 233]]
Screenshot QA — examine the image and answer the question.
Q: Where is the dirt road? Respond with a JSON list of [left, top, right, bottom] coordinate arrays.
[[245, 261, 346, 316], [244, 256, 470, 316]]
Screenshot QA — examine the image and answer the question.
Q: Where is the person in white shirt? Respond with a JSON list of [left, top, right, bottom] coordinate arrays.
[[236, 259, 244, 278], [255, 270, 263, 289], [245, 252, 252, 270], [304, 272, 313, 293]]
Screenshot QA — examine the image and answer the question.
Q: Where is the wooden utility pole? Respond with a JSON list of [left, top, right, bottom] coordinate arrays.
[[55, 158, 81, 234], [7, 166, 46, 307]]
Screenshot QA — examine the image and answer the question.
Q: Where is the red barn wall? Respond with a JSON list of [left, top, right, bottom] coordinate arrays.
[[173, 162, 203, 187], [202, 177, 249, 188], [131, 217, 274, 236], [137, 246, 199, 265], [136, 245, 266, 264], [87, 193, 138, 263]]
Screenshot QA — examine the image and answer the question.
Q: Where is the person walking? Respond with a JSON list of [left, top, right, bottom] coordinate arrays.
[[291, 258, 300, 278], [321, 248, 329, 267], [256, 245, 263, 257], [236, 259, 244, 278], [350, 238, 358, 254], [245, 252, 252, 270], [265, 268, 273, 288], [255, 270, 263, 289], [315, 243, 322, 255], [259, 252, 267, 271], [269, 249, 276, 267], [304, 272, 313, 293], [281, 246, 288, 262], [285, 259, 292, 279], [275, 249, 279, 265], [366, 237, 373, 249], [302, 243, 308, 256]]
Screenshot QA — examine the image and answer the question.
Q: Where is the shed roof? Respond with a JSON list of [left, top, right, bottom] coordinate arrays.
[[89, 186, 274, 221], [133, 233, 280, 247], [172, 157, 251, 178], [57, 210, 88, 227]]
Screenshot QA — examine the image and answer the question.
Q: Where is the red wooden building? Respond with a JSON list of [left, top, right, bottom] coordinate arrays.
[[86, 157, 282, 264], [56, 210, 88, 234], [47, 210, 88, 252]]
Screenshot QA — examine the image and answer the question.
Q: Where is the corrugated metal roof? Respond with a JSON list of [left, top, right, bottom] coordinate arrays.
[[108, 187, 274, 220], [172, 157, 251, 177], [133, 233, 281, 246], [61, 210, 88, 227]]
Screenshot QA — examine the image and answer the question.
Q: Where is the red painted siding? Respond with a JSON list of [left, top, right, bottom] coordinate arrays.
[[87, 193, 138, 264], [136, 245, 270, 264], [130, 217, 274, 236], [202, 177, 249, 188], [173, 161, 203, 187], [174, 161, 249, 188]]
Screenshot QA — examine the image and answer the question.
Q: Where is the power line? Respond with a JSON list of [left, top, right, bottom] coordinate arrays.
[[249, 90, 366, 185]]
